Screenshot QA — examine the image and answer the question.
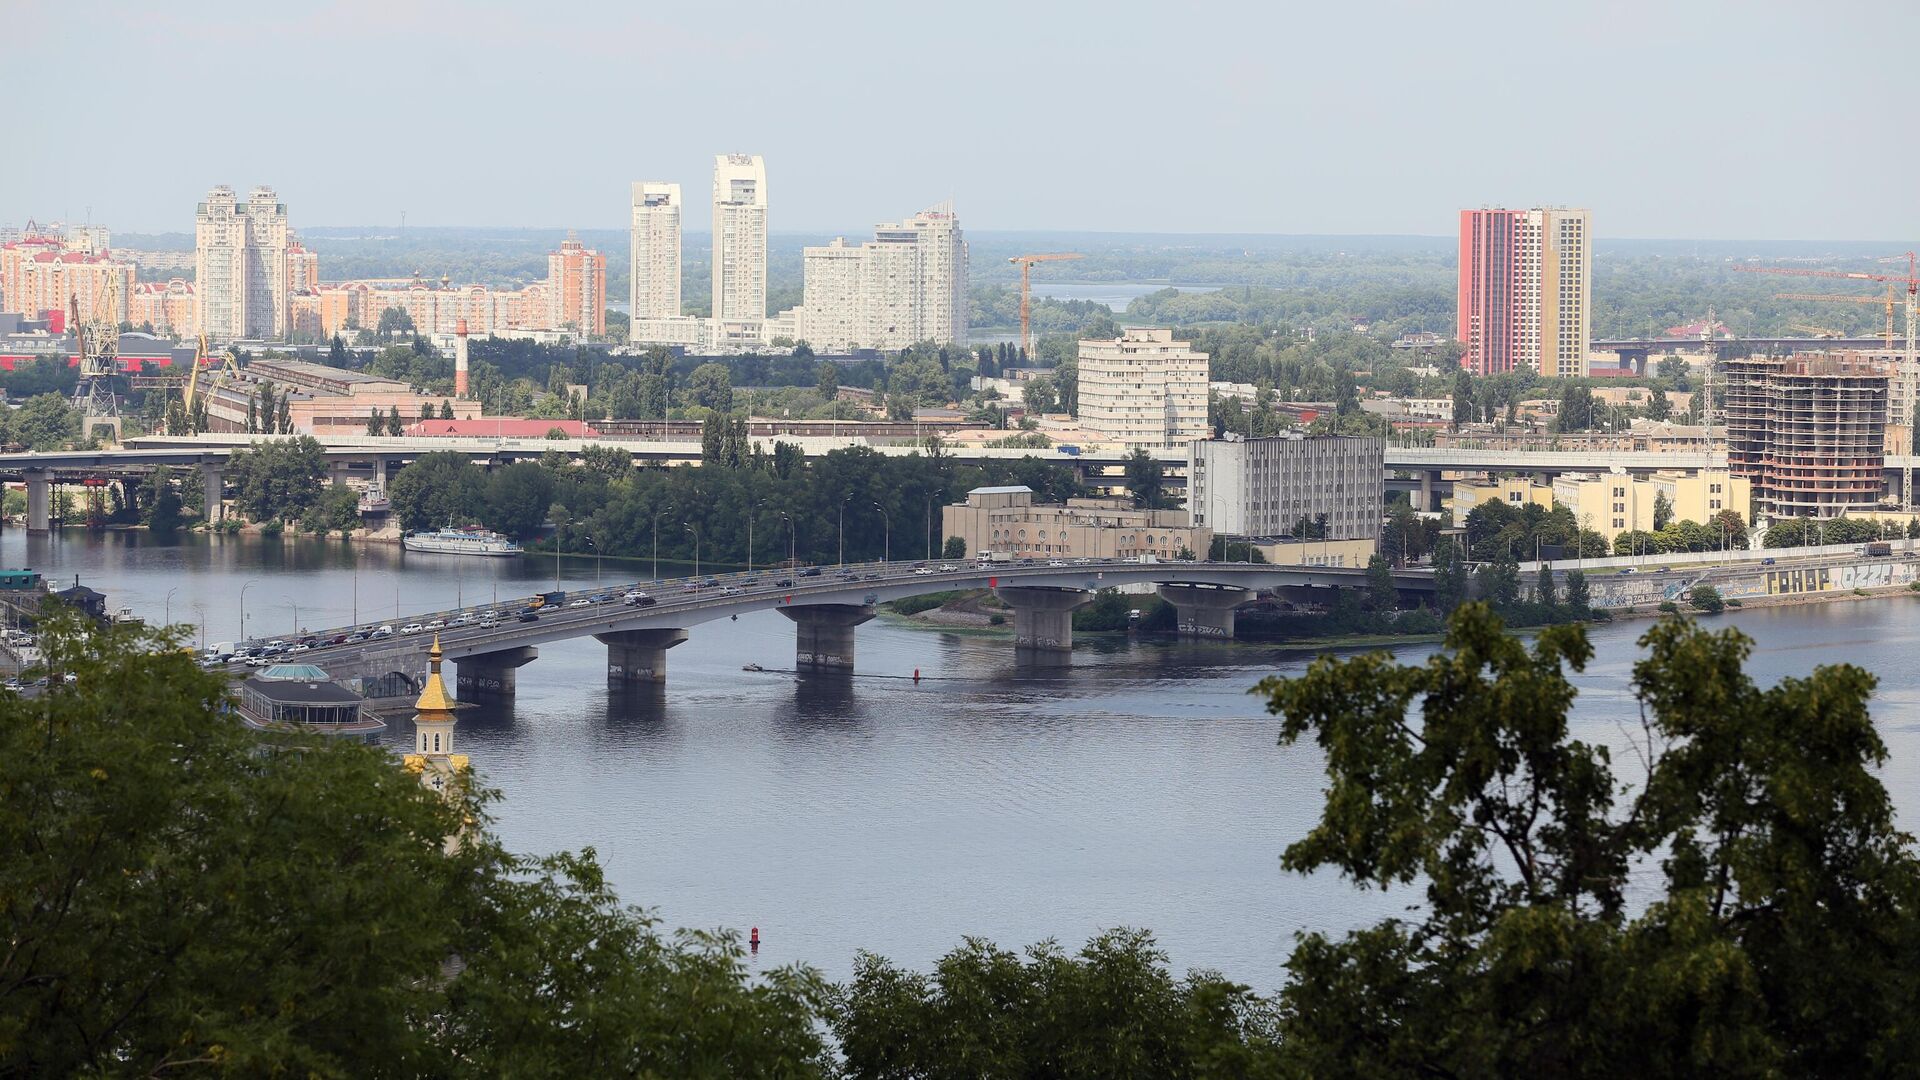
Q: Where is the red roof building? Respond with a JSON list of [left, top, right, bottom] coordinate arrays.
[[403, 418, 599, 438]]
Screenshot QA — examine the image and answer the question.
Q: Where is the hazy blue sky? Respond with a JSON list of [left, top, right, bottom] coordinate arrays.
[[4, 0, 1912, 240]]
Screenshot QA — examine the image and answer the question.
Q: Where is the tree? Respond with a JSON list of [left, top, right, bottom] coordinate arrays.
[[1653, 490, 1674, 531], [366, 409, 385, 436], [1688, 582, 1725, 613], [1021, 376, 1059, 414], [225, 436, 327, 523], [1563, 568, 1591, 616], [145, 466, 183, 536], [329, 334, 348, 367], [299, 483, 362, 536], [686, 362, 733, 411], [0, 611, 831, 1076], [1431, 538, 1467, 612], [1, 394, 80, 450], [1451, 368, 1474, 429], [481, 461, 554, 539], [387, 451, 487, 531], [1657, 354, 1687, 381], [1645, 385, 1673, 420], [1123, 449, 1171, 509], [440, 400, 455, 420], [1258, 605, 1920, 1076], [387, 405, 405, 436], [1477, 552, 1521, 609], [376, 305, 414, 342], [1535, 562, 1556, 608], [1365, 554, 1397, 612]]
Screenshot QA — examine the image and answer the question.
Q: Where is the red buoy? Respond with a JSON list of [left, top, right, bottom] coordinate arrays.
[[913, 668, 921, 683], [750, 926, 760, 949]]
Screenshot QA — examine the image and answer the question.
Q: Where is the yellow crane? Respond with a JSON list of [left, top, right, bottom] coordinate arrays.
[[1787, 321, 1845, 339], [1006, 252, 1083, 357], [174, 334, 240, 434], [1773, 287, 1898, 348]]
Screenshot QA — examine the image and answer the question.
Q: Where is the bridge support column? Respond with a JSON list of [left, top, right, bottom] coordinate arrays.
[[1418, 470, 1436, 513], [595, 628, 687, 685], [455, 645, 537, 697], [779, 604, 875, 671], [201, 464, 225, 524], [994, 586, 1093, 657], [25, 469, 50, 533], [1158, 583, 1255, 639]]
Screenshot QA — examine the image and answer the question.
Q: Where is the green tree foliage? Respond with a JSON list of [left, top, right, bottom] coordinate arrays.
[[1535, 562, 1557, 608], [481, 462, 555, 539], [376, 304, 415, 342], [0, 393, 81, 450], [1124, 449, 1172, 509], [1762, 515, 1900, 548], [686, 362, 734, 411], [1653, 490, 1674, 531], [942, 535, 966, 559], [1380, 501, 1440, 566], [1475, 552, 1521, 608], [366, 409, 386, 436], [388, 451, 488, 532], [144, 465, 183, 535], [387, 405, 404, 436], [1365, 554, 1398, 612], [1563, 568, 1592, 615], [1431, 538, 1467, 612], [1, 357, 79, 398], [299, 483, 362, 536], [225, 436, 327, 523], [1258, 605, 1920, 1076], [0, 611, 830, 1076], [1688, 583, 1726, 613], [832, 931, 1282, 1079]]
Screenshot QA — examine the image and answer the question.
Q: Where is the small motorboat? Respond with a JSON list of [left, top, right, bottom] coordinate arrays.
[[742, 662, 764, 672]]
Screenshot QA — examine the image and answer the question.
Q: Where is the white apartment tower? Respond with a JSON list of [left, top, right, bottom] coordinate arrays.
[[1075, 328, 1211, 451], [711, 154, 767, 327], [195, 185, 291, 341], [799, 202, 968, 351], [628, 182, 682, 320]]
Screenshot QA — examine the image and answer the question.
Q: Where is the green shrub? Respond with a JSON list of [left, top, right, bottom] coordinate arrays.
[[1657, 600, 1680, 613]]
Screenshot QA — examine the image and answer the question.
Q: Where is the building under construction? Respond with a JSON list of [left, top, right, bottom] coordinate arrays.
[[1724, 351, 1889, 519]]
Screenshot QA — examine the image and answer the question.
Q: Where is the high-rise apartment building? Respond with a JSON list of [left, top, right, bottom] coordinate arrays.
[[1076, 328, 1210, 450], [797, 202, 969, 351], [1188, 434, 1385, 540], [1724, 351, 1888, 519], [546, 232, 607, 336], [196, 186, 292, 341], [1458, 207, 1590, 377], [629, 182, 682, 320], [711, 154, 767, 328], [0, 238, 132, 326]]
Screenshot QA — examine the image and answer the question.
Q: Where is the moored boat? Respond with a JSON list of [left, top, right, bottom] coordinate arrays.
[[402, 527, 522, 557]]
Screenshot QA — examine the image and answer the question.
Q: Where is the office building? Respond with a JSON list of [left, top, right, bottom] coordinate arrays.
[[126, 279, 196, 337], [1724, 351, 1889, 519], [1076, 328, 1210, 450], [1188, 433, 1385, 540], [196, 186, 292, 341], [795, 202, 969, 351], [629, 182, 682, 321], [711, 154, 767, 329], [1547, 469, 1751, 546], [1457, 206, 1590, 377], [941, 486, 1210, 562]]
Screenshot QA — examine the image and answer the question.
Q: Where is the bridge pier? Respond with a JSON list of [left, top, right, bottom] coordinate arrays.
[[779, 604, 874, 671], [1158, 583, 1255, 639], [595, 628, 688, 685], [994, 586, 1093, 658], [1418, 470, 1436, 513], [25, 469, 50, 533], [201, 464, 225, 524], [455, 645, 537, 697]]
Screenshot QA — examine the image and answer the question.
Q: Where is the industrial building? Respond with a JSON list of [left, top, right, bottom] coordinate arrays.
[[941, 485, 1210, 562]]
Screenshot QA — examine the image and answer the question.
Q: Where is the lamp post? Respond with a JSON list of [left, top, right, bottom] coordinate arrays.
[[164, 587, 177, 627], [779, 511, 796, 570], [925, 493, 935, 560], [747, 499, 766, 574], [838, 493, 851, 569], [239, 579, 256, 643], [873, 503, 890, 565], [583, 536, 600, 582], [194, 603, 206, 651], [651, 504, 674, 581], [685, 523, 701, 581], [282, 596, 300, 636]]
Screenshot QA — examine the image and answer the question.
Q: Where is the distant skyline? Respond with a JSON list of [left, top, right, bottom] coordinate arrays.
[[3, 0, 1915, 242]]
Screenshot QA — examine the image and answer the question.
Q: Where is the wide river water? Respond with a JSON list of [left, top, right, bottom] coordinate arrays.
[[11, 529, 1920, 990]]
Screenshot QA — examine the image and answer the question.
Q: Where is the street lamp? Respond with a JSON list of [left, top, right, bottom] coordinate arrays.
[[684, 522, 701, 580], [747, 499, 766, 574], [583, 535, 600, 582], [838, 493, 851, 569], [873, 502, 891, 565], [651, 504, 674, 581], [282, 596, 299, 636], [164, 587, 177, 627], [239, 579, 256, 642], [924, 493, 935, 560], [779, 511, 796, 570]]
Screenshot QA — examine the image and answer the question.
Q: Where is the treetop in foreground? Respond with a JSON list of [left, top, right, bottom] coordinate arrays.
[[1257, 603, 1920, 1078]]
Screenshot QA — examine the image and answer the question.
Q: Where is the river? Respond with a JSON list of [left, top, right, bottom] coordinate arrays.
[[10, 529, 1920, 990]]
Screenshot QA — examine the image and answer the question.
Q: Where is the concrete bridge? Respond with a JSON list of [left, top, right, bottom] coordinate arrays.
[[225, 558, 1434, 699]]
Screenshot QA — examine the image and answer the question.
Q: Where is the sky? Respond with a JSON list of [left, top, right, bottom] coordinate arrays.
[[4, 0, 1914, 241]]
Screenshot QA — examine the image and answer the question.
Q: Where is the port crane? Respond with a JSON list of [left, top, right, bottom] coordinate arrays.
[[1006, 252, 1083, 357], [69, 289, 121, 442], [1733, 252, 1917, 368]]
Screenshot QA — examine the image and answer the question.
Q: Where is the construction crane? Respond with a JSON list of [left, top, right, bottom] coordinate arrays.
[[1006, 253, 1083, 357], [1774, 287, 1898, 348], [173, 334, 240, 434], [69, 289, 122, 442], [1787, 321, 1846, 339], [1733, 252, 1918, 368]]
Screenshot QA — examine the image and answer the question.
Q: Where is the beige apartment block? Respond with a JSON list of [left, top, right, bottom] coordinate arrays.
[[1076, 328, 1210, 451], [1449, 477, 1553, 528], [941, 486, 1210, 561]]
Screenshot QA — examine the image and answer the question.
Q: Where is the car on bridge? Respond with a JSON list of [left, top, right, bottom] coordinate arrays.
[[801, 567, 822, 577], [517, 611, 539, 623], [623, 592, 656, 607], [400, 622, 425, 635]]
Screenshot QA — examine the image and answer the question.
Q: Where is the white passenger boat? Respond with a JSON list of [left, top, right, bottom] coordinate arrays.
[[402, 527, 522, 557]]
